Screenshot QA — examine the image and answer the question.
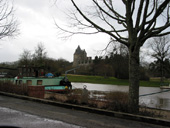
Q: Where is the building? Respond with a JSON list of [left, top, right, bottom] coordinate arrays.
[[18, 66, 45, 78], [73, 45, 92, 67]]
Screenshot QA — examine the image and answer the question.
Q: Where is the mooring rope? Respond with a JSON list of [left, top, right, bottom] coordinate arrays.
[[139, 89, 170, 97]]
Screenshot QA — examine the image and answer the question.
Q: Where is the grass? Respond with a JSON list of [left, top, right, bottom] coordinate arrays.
[[67, 75, 128, 85], [66, 74, 163, 87]]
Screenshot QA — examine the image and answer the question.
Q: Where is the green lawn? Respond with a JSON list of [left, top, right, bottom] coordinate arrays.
[[66, 75, 163, 87]]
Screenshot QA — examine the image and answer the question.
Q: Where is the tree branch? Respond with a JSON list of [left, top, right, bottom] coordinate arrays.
[[145, 0, 170, 34], [135, 0, 144, 29], [70, 0, 129, 46], [0, 0, 18, 39]]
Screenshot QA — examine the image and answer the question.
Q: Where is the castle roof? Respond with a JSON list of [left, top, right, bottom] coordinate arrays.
[[74, 45, 86, 54], [75, 45, 81, 54]]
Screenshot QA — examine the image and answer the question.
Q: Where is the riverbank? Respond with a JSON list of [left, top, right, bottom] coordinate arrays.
[[0, 92, 170, 128], [67, 74, 163, 87]]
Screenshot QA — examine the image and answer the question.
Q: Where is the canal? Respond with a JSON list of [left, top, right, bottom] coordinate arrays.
[[72, 82, 170, 110]]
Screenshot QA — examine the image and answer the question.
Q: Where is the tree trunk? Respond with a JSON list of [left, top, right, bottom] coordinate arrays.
[[128, 47, 140, 113], [160, 59, 164, 83]]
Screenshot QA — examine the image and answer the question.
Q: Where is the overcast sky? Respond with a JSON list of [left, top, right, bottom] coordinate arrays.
[[0, 0, 109, 63], [0, 0, 169, 63]]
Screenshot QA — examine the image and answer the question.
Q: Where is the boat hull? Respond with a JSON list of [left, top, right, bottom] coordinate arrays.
[[0, 76, 72, 92]]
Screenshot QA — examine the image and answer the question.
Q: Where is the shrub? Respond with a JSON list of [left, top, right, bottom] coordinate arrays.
[[67, 89, 83, 104], [105, 91, 129, 112], [0, 81, 28, 95]]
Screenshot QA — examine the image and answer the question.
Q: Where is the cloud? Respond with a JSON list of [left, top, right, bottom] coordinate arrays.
[[0, 0, 110, 63]]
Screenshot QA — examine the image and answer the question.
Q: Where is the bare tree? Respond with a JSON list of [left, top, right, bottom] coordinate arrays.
[[19, 49, 32, 66], [55, 0, 170, 113], [0, 0, 18, 39], [108, 41, 129, 57], [149, 36, 170, 82], [32, 43, 47, 67]]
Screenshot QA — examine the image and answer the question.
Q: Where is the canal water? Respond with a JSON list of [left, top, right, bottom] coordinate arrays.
[[72, 82, 170, 110]]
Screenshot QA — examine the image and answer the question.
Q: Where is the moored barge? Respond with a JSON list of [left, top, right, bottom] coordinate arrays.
[[0, 66, 72, 92]]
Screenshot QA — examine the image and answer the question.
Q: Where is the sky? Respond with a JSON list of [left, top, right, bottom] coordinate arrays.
[[0, 0, 169, 63], [0, 0, 110, 63]]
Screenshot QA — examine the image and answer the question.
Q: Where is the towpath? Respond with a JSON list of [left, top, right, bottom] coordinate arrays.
[[0, 95, 169, 128]]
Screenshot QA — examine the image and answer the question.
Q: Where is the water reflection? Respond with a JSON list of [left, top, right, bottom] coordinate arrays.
[[72, 82, 170, 110]]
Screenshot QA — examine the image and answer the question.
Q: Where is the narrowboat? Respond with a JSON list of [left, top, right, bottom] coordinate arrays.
[[14, 76, 72, 92], [0, 66, 72, 92]]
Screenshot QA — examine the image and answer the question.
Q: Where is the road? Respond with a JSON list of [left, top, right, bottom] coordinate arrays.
[[0, 106, 81, 128], [0, 95, 168, 128]]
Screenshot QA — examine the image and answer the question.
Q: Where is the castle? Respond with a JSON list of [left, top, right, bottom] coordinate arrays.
[[73, 45, 92, 67]]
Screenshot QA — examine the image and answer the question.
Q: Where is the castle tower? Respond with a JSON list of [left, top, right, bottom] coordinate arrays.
[[73, 45, 87, 67]]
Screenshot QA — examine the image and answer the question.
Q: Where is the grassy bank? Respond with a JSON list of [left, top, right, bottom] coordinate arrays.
[[67, 75, 162, 87]]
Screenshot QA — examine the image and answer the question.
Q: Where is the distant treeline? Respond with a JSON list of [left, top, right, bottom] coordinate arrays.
[[1, 40, 170, 81]]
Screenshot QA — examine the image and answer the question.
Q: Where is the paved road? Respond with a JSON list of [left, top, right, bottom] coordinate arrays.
[[0, 95, 168, 128], [0, 106, 81, 128]]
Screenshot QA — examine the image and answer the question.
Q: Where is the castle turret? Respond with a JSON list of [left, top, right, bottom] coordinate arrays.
[[73, 45, 92, 67], [73, 45, 83, 67]]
